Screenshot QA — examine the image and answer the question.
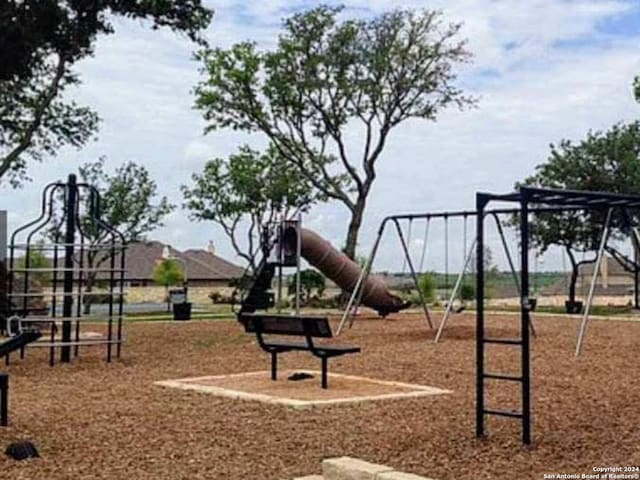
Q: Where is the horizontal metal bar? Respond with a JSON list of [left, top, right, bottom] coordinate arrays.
[[9, 268, 126, 273], [483, 409, 523, 419], [13, 315, 125, 323], [10, 243, 126, 250], [8, 292, 127, 298], [483, 373, 523, 382], [384, 205, 592, 222], [26, 339, 125, 348], [483, 337, 523, 346]]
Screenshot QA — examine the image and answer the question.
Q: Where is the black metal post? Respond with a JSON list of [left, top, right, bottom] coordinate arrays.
[[321, 357, 328, 389], [61, 174, 77, 363], [0, 373, 8, 426], [475, 195, 486, 439], [271, 352, 277, 381], [520, 195, 532, 445], [635, 263, 639, 310]]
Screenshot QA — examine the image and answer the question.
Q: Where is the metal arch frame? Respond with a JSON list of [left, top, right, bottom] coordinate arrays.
[[475, 186, 640, 446]]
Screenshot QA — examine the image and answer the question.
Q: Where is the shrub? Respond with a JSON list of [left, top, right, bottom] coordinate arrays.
[[418, 272, 437, 303], [460, 282, 475, 301]]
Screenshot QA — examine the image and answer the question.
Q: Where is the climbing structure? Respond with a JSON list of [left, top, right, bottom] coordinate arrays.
[[5, 174, 126, 366]]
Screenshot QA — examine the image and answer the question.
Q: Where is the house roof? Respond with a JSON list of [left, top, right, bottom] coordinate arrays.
[[117, 241, 244, 281]]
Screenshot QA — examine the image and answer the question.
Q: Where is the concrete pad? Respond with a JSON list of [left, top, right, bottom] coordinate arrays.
[[155, 370, 450, 409], [376, 472, 436, 480], [322, 457, 393, 480]]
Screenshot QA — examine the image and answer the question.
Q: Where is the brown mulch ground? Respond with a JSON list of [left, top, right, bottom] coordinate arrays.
[[0, 312, 638, 480]]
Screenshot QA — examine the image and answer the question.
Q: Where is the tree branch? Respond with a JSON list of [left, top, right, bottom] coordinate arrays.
[[0, 54, 67, 178]]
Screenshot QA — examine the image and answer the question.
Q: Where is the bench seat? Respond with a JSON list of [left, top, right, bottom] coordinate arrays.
[[238, 312, 360, 389], [260, 339, 361, 355]]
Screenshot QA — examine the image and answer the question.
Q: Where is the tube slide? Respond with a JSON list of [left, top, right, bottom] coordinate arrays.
[[291, 228, 409, 317]]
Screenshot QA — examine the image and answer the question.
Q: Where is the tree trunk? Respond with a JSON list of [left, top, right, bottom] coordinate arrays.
[[343, 197, 366, 261], [566, 246, 579, 304], [568, 262, 579, 304]]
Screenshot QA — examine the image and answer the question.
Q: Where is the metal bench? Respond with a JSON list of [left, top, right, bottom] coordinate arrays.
[[238, 313, 360, 389]]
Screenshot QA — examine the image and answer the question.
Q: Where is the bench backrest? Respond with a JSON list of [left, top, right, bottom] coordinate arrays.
[[239, 313, 333, 338]]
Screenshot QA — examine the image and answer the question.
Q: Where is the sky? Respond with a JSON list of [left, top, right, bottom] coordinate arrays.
[[3, 0, 640, 273]]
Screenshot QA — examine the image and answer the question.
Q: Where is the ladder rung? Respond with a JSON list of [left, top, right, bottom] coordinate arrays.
[[483, 373, 522, 382], [484, 408, 523, 419], [483, 337, 522, 345]]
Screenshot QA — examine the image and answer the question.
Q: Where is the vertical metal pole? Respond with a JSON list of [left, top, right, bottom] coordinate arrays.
[[336, 221, 386, 336], [520, 196, 532, 445], [475, 196, 486, 439], [61, 174, 77, 363], [116, 241, 125, 358], [576, 208, 612, 357], [276, 220, 283, 312], [394, 219, 433, 329], [0, 374, 7, 426], [630, 225, 640, 309], [435, 238, 477, 343], [635, 249, 639, 310], [444, 216, 449, 298], [295, 215, 302, 315]]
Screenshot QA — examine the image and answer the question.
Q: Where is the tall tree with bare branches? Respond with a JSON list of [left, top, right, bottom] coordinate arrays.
[[194, 6, 474, 259]]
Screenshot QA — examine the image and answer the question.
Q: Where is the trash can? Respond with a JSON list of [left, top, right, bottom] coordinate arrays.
[[173, 302, 192, 321]]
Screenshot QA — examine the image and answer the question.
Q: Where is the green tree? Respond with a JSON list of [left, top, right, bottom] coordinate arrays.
[[182, 144, 323, 272], [288, 269, 326, 304], [55, 158, 175, 313], [152, 259, 186, 312], [194, 6, 474, 260], [518, 121, 640, 304], [0, 0, 213, 187], [634, 76, 640, 103]]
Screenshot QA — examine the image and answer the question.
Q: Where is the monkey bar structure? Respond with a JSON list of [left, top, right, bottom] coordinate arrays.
[[4, 174, 127, 366], [476, 187, 640, 445]]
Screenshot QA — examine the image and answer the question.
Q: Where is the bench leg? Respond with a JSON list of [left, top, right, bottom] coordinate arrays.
[[321, 357, 328, 389], [0, 374, 8, 427], [271, 352, 277, 381]]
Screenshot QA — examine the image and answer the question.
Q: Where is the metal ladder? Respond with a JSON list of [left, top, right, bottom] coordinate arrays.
[[477, 304, 532, 445]]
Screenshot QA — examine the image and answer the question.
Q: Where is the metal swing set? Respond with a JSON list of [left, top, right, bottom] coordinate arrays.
[[336, 208, 537, 339]]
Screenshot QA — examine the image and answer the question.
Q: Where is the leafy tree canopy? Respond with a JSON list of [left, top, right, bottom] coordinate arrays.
[[1, 0, 212, 82], [194, 5, 474, 259], [0, 0, 213, 187], [518, 121, 640, 301], [152, 259, 185, 287], [182, 144, 324, 271]]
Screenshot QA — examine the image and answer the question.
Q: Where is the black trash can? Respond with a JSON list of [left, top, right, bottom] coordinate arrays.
[[173, 302, 192, 321]]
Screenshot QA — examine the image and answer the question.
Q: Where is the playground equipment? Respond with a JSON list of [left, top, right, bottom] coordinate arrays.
[[239, 218, 409, 317], [4, 174, 127, 366], [336, 210, 536, 339], [475, 186, 640, 445], [237, 217, 369, 388]]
